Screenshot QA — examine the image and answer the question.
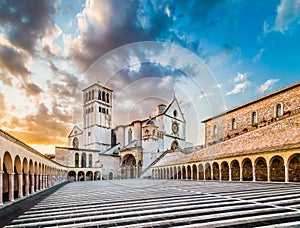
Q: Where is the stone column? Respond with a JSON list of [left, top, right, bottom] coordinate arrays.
[[18, 173, 23, 198], [211, 166, 214, 181], [25, 173, 29, 196], [229, 168, 232, 181], [253, 166, 256, 182], [31, 174, 35, 193], [40, 175, 43, 189], [0, 171, 3, 205], [45, 175, 48, 188], [35, 174, 39, 191], [240, 167, 243, 181], [219, 169, 222, 181], [8, 172, 15, 201], [267, 166, 270, 182], [203, 167, 206, 180], [285, 165, 289, 182]]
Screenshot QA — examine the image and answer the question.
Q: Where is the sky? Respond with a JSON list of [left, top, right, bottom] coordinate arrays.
[[0, 0, 300, 154]]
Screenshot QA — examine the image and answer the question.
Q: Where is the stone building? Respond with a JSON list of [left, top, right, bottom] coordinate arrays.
[[152, 81, 300, 183], [55, 82, 192, 180]]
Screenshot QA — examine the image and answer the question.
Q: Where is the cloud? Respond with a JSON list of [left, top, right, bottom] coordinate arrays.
[[257, 79, 279, 93], [265, 0, 300, 34], [0, 72, 13, 86], [252, 48, 264, 62], [0, 92, 5, 118], [226, 81, 251, 95], [0, 0, 58, 53], [233, 72, 247, 83], [0, 45, 31, 78]]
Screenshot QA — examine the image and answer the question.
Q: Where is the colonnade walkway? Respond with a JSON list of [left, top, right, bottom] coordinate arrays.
[[5, 179, 300, 227]]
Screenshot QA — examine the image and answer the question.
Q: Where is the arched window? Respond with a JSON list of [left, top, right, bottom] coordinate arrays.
[[145, 129, 149, 135], [251, 111, 258, 125], [73, 137, 79, 149], [213, 125, 218, 135], [106, 93, 109, 103], [92, 90, 94, 99], [128, 128, 132, 143], [231, 118, 236, 130], [276, 103, 283, 118], [89, 154, 92, 168], [152, 129, 156, 136], [81, 153, 86, 168], [75, 153, 79, 168], [85, 92, 88, 102], [102, 91, 106, 102]]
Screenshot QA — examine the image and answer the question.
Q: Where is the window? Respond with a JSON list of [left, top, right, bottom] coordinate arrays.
[[73, 137, 79, 149], [102, 107, 106, 113], [128, 128, 132, 143], [81, 153, 86, 168], [276, 103, 283, 118], [106, 109, 109, 115], [88, 91, 91, 101], [85, 92, 88, 102], [173, 110, 177, 117], [92, 90, 94, 99], [75, 153, 79, 168], [102, 91, 106, 102], [91, 106, 93, 112], [213, 125, 218, 135], [152, 129, 156, 136], [99, 106, 101, 112], [89, 154, 92, 168], [251, 111, 258, 125], [231, 118, 236, 130], [145, 129, 149, 135], [88, 132, 91, 136], [106, 93, 109, 103]]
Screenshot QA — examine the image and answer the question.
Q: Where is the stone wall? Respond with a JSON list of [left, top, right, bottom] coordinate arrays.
[[191, 112, 300, 162], [204, 83, 300, 147]]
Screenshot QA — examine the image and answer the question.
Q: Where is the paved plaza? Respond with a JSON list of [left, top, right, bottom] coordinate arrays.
[[4, 179, 300, 227]]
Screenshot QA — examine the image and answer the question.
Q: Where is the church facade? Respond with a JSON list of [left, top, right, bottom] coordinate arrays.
[[55, 82, 192, 180]]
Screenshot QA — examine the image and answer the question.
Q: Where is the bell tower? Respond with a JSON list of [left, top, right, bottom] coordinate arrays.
[[82, 82, 112, 151]]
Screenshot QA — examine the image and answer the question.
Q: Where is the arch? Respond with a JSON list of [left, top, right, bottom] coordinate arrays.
[[251, 111, 258, 125], [192, 164, 197, 180], [102, 91, 106, 102], [3, 152, 13, 173], [255, 157, 267, 181], [109, 172, 114, 180], [122, 154, 136, 179], [212, 162, 220, 180], [73, 137, 79, 149], [68, 171, 76, 181], [231, 160, 240, 181], [242, 158, 253, 181], [205, 163, 211, 180], [14, 156, 22, 174], [94, 171, 101, 180], [270, 156, 285, 182], [171, 140, 179, 150], [182, 166, 186, 179], [221, 161, 229, 181], [98, 90, 101, 100], [213, 125, 218, 135], [177, 166, 181, 179], [89, 154, 93, 168], [275, 103, 283, 118], [187, 165, 191, 180], [231, 118, 236, 130], [81, 153, 86, 168], [198, 164, 204, 180], [288, 153, 300, 182], [106, 93, 110, 103], [78, 171, 85, 181], [86, 171, 93, 181]]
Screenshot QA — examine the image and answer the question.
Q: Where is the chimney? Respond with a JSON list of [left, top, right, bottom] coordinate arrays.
[[157, 104, 166, 115]]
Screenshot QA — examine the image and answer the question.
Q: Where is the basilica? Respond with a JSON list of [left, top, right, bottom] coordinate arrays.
[[55, 82, 192, 180]]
